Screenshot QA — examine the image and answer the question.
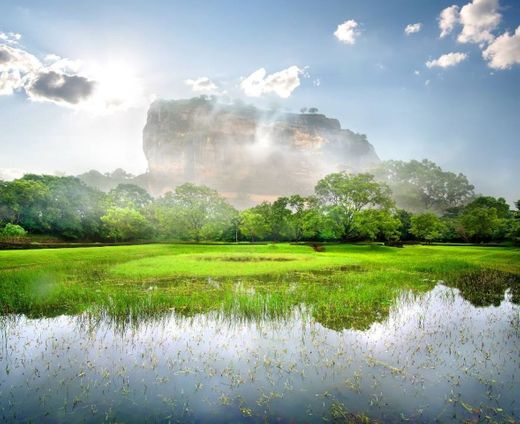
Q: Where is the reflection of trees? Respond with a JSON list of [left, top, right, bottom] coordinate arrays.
[[3, 269, 517, 333], [447, 270, 519, 307], [312, 306, 389, 332]]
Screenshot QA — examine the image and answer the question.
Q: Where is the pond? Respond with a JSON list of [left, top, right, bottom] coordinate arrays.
[[1, 283, 519, 423]]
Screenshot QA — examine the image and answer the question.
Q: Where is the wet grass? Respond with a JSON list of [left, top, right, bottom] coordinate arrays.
[[0, 243, 518, 330]]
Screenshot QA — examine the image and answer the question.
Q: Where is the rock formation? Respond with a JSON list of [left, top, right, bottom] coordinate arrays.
[[142, 97, 380, 206]]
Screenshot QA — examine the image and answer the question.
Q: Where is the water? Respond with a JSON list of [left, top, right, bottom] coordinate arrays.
[[1, 284, 519, 423]]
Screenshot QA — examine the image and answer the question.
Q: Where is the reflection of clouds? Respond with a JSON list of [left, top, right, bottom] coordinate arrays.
[[1, 284, 518, 422]]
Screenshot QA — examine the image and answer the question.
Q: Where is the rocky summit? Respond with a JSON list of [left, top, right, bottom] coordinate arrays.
[[142, 97, 380, 206]]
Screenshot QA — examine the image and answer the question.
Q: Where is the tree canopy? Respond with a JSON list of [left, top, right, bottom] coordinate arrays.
[[0, 172, 516, 245], [374, 159, 475, 213]]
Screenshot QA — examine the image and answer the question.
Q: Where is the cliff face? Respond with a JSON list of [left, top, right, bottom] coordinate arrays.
[[143, 97, 380, 206]]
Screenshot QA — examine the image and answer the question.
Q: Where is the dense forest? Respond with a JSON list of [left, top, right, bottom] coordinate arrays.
[[1, 159, 518, 244]]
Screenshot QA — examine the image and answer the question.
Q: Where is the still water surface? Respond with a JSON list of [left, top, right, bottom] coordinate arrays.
[[1, 284, 519, 423]]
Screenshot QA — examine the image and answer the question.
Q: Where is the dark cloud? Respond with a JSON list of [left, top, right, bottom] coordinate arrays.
[[0, 48, 13, 64], [27, 71, 95, 104]]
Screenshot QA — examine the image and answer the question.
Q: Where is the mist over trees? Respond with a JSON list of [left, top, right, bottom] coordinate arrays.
[[0, 160, 518, 245], [374, 159, 475, 213]]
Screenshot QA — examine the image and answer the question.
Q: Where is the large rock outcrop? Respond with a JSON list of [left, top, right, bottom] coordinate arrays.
[[143, 97, 380, 206]]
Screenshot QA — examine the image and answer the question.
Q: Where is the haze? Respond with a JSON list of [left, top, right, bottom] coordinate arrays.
[[0, 0, 519, 202]]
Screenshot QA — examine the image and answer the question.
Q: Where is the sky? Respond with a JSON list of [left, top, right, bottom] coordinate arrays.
[[0, 0, 519, 201]]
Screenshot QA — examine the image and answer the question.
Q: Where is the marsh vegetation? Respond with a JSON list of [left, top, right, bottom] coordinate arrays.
[[0, 243, 519, 422]]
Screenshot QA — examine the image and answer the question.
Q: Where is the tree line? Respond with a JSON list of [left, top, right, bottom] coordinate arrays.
[[0, 161, 519, 244]]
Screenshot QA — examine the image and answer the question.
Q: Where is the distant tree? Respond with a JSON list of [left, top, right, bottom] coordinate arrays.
[[395, 209, 413, 240], [0, 223, 28, 241], [152, 183, 236, 241], [315, 172, 393, 239], [453, 196, 512, 242], [352, 209, 401, 242], [458, 207, 500, 242], [374, 159, 474, 213], [0, 175, 106, 239], [308, 107, 319, 113], [464, 196, 511, 218], [300, 107, 308, 113], [410, 213, 446, 243], [506, 212, 520, 245], [230, 215, 243, 243], [239, 209, 270, 242], [101, 207, 150, 241], [107, 184, 152, 210], [0, 178, 49, 227], [269, 198, 294, 241]]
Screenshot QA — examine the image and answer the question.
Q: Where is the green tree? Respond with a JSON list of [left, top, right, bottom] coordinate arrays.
[[0, 175, 106, 239], [315, 172, 393, 239], [352, 209, 401, 242], [101, 207, 150, 241], [410, 213, 446, 243], [459, 207, 499, 242], [239, 209, 270, 242], [0, 223, 28, 241], [455, 196, 511, 242], [107, 184, 152, 210], [507, 202, 520, 245], [464, 196, 511, 218], [152, 183, 236, 241], [0, 178, 49, 228], [395, 209, 413, 240], [374, 159, 475, 213]]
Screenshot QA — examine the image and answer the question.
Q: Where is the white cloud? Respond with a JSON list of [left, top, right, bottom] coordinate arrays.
[[439, 5, 460, 38], [414, 70, 420, 75], [0, 35, 143, 113], [426, 52, 468, 68], [405, 23, 422, 35], [185, 76, 218, 92], [458, 0, 501, 44], [482, 26, 520, 69], [334, 20, 360, 45], [0, 32, 21, 45], [0, 44, 41, 95], [240, 66, 303, 98]]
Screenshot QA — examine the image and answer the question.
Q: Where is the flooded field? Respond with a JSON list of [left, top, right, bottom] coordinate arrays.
[[1, 282, 519, 423]]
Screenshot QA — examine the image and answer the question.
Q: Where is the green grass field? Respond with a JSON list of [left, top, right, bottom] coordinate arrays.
[[0, 243, 518, 329]]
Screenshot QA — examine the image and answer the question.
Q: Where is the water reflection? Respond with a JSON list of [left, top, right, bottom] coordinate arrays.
[[1, 284, 518, 423]]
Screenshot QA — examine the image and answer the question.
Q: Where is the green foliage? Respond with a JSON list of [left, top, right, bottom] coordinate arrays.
[[450, 196, 512, 242], [0, 172, 517, 244], [1, 223, 28, 240], [464, 196, 511, 218], [315, 172, 394, 239], [395, 209, 413, 240], [106, 183, 152, 210], [101, 207, 150, 241], [374, 159, 474, 213], [0, 175, 105, 239], [507, 219, 520, 245], [239, 208, 270, 241], [410, 213, 446, 242], [459, 207, 499, 242], [152, 183, 236, 241], [352, 209, 401, 242]]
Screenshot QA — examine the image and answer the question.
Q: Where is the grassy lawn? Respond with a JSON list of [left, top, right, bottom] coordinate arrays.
[[0, 243, 518, 330]]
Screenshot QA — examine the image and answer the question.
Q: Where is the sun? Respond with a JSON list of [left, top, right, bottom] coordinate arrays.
[[85, 60, 144, 113]]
